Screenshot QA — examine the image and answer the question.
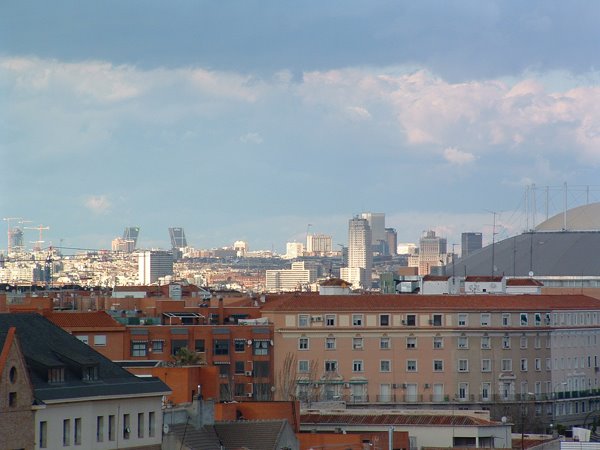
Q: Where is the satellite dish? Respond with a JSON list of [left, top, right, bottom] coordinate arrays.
[[247, 339, 253, 345], [163, 424, 170, 434], [528, 271, 534, 277]]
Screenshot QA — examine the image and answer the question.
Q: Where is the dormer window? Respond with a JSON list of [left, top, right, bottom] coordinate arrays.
[[83, 365, 99, 382], [48, 367, 65, 384]]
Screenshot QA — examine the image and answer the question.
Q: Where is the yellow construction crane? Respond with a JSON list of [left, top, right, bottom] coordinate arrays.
[[24, 224, 50, 252]]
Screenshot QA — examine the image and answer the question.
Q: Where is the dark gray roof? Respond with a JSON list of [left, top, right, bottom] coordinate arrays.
[[448, 231, 600, 277], [214, 420, 288, 450], [168, 423, 222, 450], [0, 313, 170, 402]]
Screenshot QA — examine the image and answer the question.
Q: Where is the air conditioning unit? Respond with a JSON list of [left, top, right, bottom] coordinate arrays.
[[245, 370, 253, 376], [401, 383, 407, 389], [428, 320, 433, 325], [401, 320, 407, 325], [392, 384, 400, 389], [246, 393, 253, 398], [311, 316, 323, 322], [424, 383, 431, 389], [344, 383, 350, 388]]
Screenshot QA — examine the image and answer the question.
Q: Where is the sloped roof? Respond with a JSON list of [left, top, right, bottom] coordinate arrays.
[[506, 278, 544, 286], [0, 313, 170, 402], [167, 423, 222, 450], [214, 420, 289, 450], [536, 202, 600, 231], [261, 293, 600, 312], [46, 311, 125, 329], [301, 412, 496, 427], [448, 231, 600, 277]]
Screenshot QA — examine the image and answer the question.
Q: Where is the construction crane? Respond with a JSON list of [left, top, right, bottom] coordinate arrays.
[[24, 224, 50, 252], [3, 217, 22, 254]]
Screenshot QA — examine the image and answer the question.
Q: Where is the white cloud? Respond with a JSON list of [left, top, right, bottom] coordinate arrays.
[[84, 195, 112, 214], [240, 132, 263, 144], [345, 106, 371, 120], [443, 147, 476, 165]]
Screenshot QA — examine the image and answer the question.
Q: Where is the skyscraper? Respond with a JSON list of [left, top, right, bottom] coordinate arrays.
[[385, 227, 398, 256], [341, 216, 372, 289], [8, 227, 24, 253], [361, 212, 385, 247], [123, 227, 140, 249], [169, 227, 188, 248], [306, 234, 333, 255], [418, 230, 447, 275], [138, 250, 174, 285], [461, 232, 483, 258]]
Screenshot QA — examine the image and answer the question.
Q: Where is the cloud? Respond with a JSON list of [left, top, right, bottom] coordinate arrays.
[[443, 147, 476, 165], [84, 195, 112, 214], [345, 106, 371, 120], [239, 132, 263, 144]]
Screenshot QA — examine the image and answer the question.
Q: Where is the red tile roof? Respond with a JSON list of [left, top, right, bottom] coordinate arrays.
[[506, 278, 544, 286], [46, 311, 125, 329], [465, 276, 504, 282], [261, 293, 600, 312], [422, 275, 451, 281], [301, 412, 496, 427]]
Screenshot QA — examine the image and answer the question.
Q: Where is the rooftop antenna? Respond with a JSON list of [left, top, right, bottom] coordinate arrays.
[[563, 181, 568, 230]]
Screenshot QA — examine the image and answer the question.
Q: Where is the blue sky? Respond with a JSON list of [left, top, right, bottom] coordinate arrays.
[[2, 1, 600, 253]]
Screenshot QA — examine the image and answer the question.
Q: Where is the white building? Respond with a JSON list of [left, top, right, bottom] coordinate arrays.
[[233, 240, 248, 257], [345, 216, 372, 289], [284, 242, 304, 259], [306, 234, 332, 255], [417, 230, 447, 275], [265, 261, 317, 292], [137, 250, 173, 285]]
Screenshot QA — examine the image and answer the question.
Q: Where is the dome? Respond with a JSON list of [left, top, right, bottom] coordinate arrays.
[[535, 202, 600, 232]]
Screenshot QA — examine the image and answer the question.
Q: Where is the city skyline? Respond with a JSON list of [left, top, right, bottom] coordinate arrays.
[[2, 2, 600, 252]]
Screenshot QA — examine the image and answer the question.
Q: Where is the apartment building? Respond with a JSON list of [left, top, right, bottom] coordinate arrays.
[[261, 293, 600, 430]]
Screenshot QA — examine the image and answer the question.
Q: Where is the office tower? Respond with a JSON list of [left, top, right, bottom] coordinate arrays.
[[265, 261, 318, 292], [8, 227, 24, 253], [169, 227, 188, 248], [285, 242, 304, 259], [461, 232, 483, 258], [418, 230, 447, 275], [233, 240, 248, 257], [138, 250, 174, 285], [361, 212, 385, 242], [123, 227, 140, 249], [306, 234, 333, 254], [385, 227, 397, 256], [112, 237, 135, 253], [343, 216, 372, 289]]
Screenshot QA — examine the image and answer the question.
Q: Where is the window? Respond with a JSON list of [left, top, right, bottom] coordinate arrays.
[[77, 335, 89, 344], [234, 383, 246, 396], [94, 335, 107, 346], [481, 359, 491, 372], [253, 340, 268, 355], [326, 337, 336, 350], [352, 337, 363, 350], [8, 391, 16, 407], [123, 414, 130, 440], [458, 359, 469, 372], [380, 360, 391, 372], [480, 313, 491, 326], [458, 383, 469, 400], [298, 337, 309, 350], [325, 314, 336, 326], [379, 314, 390, 326], [520, 359, 528, 371], [520, 313, 528, 326], [108, 415, 115, 441], [138, 413, 144, 438], [482, 382, 491, 401], [298, 314, 310, 327], [433, 360, 444, 372], [151, 340, 164, 353], [83, 366, 98, 382], [40, 421, 48, 448], [481, 336, 491, 349], [432, 314, 443, 326], [131, 341, 147, 357], [502, 336, 511, 349], [501, 359, 512, 372], [502, 313, 511, 326], [519, 336, 528, 349], [171, 339, 187, 356], [148, 412, 155, 438], [74, 418, 82, 445], [298, 360, 309, 373], [380, 337, 390, 349], [353, 360, 364, 372], [534, 335, 541, 349], [63, 419, 71, 446], [218, 364, 229, 377], [405, 314, 416, 326], [235, 361, 245, 374], [433, 336, 443, 349], [325, 360, 337, 372], [458, 313, 468, 326], [535, 313, 542, 326], [406, 360, 417, 372], [535, 358, 541, 371], [458, 336, 469, 349], [214, 340, 229, 355], [406, 336, 417, 349], [352, 314, 364, 326], [49, 367, 65, 383], [234, 339, 245, 352]]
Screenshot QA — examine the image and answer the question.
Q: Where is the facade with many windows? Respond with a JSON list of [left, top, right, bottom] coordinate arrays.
[[262, 293, 600, 430]]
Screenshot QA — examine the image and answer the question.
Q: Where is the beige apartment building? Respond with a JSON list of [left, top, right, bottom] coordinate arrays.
[[261, 293, 600, 431]]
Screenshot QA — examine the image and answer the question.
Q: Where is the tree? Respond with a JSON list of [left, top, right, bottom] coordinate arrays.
[[170, 347, 205, 366]]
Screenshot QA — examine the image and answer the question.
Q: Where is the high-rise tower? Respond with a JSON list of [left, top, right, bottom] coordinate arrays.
[[341, 216, 372, 289], [169, 227, 188, 249], [461, 232, 483, 258], [123, 227, 140, 249]]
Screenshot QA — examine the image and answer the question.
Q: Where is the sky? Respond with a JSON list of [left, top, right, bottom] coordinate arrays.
[[2, 1, 600, 253]]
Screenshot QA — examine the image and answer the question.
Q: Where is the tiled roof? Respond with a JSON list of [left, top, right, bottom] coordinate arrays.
[[261, 293, 600, 312], [167, 423, 222, 450], [422, 275, 451, 281], [506, 278, 544, 286], [320, 278, 352, 287], [0, 313, 170, 402], [301, 413, 495, 427], [214, 420, 288, 450], [46, 311, 125, 329], [464, 276, 504, 282]]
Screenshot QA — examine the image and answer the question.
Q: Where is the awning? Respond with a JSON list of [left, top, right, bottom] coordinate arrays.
[[213, 361, 231, 365], [132, 340, 148, 344], [151, 339, 165, 343], [254, 339, 271, 342]]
